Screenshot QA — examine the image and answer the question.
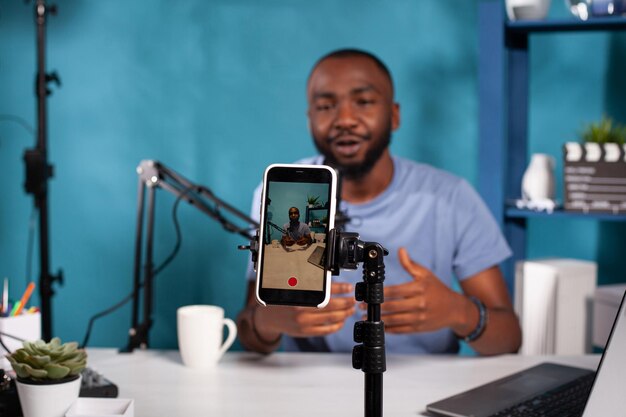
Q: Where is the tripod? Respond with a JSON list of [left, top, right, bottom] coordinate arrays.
[[326, 229, 387, 417], [247, 228, 388, 417]]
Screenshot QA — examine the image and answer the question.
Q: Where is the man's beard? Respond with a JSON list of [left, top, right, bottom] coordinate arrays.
[[314, 129, 391, 181]]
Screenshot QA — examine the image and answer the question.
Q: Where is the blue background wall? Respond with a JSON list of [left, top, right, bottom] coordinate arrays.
[[0, 0, 624, 350], [265, 182, 329, 243]]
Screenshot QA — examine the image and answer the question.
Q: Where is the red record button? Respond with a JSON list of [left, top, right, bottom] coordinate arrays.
[[288, 277, 298, 287]]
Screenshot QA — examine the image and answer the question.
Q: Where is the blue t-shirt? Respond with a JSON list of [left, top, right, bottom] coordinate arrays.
[[247, 155, 511, 354], [282, 222, 311, 241]]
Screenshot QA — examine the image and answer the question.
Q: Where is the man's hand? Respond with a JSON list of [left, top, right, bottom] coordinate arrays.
[[282, 236, 296, 247], [296, 235, 312, 246], [255, 282, 356, 339], [365, 247, 467, 334]]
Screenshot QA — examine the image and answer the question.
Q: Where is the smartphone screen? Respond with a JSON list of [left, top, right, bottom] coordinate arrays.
[[256, 164, 337, 308]]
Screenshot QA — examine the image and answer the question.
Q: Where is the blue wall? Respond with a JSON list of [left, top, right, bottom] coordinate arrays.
[[0, 1, 624, 349], [266, 182, 329, 242]]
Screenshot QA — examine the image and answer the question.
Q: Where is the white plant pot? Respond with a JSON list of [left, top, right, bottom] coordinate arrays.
[[506, 0, 552, 20], [16, 375, 81, 417]]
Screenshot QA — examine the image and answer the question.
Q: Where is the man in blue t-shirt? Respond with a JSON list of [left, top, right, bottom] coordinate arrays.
[[237, 49, 522, 356], [281, 207, 312, 248]]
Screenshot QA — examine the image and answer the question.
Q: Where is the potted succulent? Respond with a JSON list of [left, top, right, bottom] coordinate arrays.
[[580, 116, 626, 145], [306, 195, 320, 208], [563, 116, 626, 213], [6, 337, 87, 417]]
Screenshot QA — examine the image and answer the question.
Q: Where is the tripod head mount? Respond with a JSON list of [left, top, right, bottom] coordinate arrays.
[[325, 229, 389, 273]]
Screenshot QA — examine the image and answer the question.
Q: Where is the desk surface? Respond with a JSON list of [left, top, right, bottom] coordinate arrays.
[[88, 349, 599, 417], [262, 243, 325, 290]]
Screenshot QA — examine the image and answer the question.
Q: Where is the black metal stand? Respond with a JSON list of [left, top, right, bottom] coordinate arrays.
[[326, 229, 387, 417], [125, 160, 257, 352], [23, 0, 62, 341], [353, 243, 386, 417], [247, 228, 387, 416]]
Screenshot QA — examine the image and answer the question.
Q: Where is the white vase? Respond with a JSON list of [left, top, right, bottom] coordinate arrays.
[[16, 375, 81, 417], [522, 153, 555, 201], [506, 0, 552, 20]]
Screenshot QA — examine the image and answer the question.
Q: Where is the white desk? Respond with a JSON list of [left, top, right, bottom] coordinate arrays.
[[87, 349, 599, 417], [262, 243, 325, 290]]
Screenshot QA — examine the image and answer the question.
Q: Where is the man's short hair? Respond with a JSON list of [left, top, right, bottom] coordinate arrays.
[[309, 48, 394, 91]]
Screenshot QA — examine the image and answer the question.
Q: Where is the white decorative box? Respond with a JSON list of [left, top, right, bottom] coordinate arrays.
[[66, 398, 134, 417], [593, 284, 626, 348]]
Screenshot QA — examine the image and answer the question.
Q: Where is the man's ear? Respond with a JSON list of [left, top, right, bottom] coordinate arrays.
[[392, 102, 400, 131]]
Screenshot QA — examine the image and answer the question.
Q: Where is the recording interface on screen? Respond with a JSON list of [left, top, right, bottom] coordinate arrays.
[[261, 180, 330, 291]]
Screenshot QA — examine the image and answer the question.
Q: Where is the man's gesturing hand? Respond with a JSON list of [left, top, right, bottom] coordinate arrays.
[[256, 282, 356, 339], [369, 247, 466, 334]]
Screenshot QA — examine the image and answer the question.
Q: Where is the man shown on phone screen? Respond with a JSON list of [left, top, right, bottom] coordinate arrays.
[[237, 49, 522, 355], [281, 207, 312, 248]]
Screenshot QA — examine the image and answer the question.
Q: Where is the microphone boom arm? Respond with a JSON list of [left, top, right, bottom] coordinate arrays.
[[125, 160, 258, 352], [138, 160, 257, 240], [267, 221, 286, 234]]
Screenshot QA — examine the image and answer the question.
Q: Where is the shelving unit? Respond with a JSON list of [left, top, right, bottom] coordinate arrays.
[[305, 206, 328, 233], [477, 1, 626, 293]]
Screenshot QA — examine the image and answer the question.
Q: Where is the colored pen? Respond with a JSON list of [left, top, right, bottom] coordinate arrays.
[[14, 282, 35, 316], [9, 301, 21, 317]]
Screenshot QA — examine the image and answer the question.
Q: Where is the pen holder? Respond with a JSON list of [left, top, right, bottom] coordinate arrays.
[[0, 312, 41, 369]]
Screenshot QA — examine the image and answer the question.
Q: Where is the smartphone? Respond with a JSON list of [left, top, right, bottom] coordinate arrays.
[[256, 164, 337, 308]]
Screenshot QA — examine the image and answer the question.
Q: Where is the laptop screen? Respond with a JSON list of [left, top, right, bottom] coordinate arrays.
[[582, 289, 626, 415]]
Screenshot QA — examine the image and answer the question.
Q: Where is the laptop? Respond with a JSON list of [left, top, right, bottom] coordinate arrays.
[[426, 289, 626, 417], [307, 245, 326, 269]]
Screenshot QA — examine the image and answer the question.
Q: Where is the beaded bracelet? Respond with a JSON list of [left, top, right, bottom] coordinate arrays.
[[464, 296, 488, 343]]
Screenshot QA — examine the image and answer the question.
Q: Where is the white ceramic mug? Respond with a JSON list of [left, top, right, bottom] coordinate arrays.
[[177, 305, 237, 369]]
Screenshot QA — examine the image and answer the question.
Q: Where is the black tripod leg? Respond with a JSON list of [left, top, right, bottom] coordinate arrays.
[[353, 244, 386, 417]]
